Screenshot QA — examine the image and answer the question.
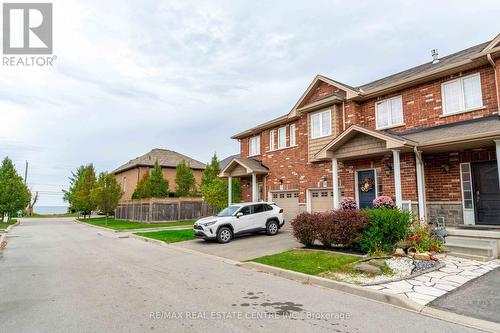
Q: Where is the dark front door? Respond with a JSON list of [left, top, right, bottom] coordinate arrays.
[[472, 161, 500, 225], [357, 170, 376, 209]]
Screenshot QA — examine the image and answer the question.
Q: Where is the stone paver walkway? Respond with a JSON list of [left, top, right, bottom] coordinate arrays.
[[365, 255, 500, 305]]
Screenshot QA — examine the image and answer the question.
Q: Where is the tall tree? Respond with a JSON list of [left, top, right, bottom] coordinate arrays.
[[0, 157, 31, 221], [200, 154, 240, 209], [91, 172, 123, 224], [175, 160, 196, 197], [132, 173, 151, 199], [148, 161, 169, 198], [201, 153, 220, 188], [71, 164, 97, 218], [63, 165, 85, 210]]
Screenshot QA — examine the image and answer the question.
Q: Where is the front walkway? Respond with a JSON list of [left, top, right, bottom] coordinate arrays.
[[366, 255, 500, 305]]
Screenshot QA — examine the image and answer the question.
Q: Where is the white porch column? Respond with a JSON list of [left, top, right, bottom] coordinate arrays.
[[392, 150, 402, 209], [415, 150, 426, 223], [228, 176, 232, 205], [496, 140, 500, 189], [252, 173, 258, 202], [332, 157, 340, 209]]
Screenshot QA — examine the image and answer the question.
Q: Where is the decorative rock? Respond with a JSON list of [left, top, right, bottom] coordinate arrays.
[[368, 259, 386, 267], [414, 252, 431, 261], [354, 263, 382, 275], [394, 248, 405, 256]]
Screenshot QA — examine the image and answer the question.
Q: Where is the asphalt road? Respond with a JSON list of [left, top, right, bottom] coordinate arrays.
[[430, 267, 500, 323], [0, 218, 481, 333]]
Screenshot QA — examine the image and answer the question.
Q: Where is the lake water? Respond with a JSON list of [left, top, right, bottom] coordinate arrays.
[[34, 206, 69, 215]]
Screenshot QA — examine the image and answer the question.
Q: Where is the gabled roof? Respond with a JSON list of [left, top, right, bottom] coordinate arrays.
[[219, 158, 269, 177], [113, 148, 206, 174], [482, 33, 500, 52], [219, 154, 240, 170]]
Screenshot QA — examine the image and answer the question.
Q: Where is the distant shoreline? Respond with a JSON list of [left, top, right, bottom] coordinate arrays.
[[34, 206, 70, 215]]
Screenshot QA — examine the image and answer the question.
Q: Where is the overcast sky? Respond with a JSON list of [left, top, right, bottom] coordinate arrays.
[[1, 0, 499, 207]]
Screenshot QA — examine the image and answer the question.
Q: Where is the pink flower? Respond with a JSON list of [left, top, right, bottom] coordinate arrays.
[[373, 196, 395, 209], [340, 197, 357, 210]]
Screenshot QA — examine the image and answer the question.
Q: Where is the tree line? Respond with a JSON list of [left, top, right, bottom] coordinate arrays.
[[0, 157, 31, 222]]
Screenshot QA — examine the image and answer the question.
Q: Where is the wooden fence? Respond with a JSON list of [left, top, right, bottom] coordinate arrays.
[[115, 198, 218, 223]]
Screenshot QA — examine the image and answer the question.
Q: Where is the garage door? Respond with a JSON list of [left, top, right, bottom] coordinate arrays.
[[271, 191, 300, 223], [310, 189, 333, 213]]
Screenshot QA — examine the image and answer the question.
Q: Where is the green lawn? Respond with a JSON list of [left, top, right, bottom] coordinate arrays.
[[79, 217, 194, 231], [0, 218, 17, 231], [250, 250, 360, 275], [135, 229, 195, 243]]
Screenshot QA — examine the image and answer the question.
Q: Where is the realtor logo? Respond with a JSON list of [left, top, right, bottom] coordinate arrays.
[[2, 3, 53, 54]]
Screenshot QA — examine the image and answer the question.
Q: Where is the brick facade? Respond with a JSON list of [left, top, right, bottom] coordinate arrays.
[[233, 42, 500, 225]]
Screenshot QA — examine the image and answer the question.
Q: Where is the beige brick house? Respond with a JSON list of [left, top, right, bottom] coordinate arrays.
[[113, 149, 206, 201], [221, 34, 500, 228]]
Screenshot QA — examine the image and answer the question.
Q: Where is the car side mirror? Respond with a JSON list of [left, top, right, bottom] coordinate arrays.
[[236, 212, 243, 218]]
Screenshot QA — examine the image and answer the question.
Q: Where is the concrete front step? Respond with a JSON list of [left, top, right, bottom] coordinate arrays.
[[445, 236, 498, 261]]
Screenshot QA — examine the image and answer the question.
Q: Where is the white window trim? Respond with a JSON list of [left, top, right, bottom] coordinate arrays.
[[441, 72, 483, 116], [290, 123, 296, 146], [248, 135, 260, 157], [310, 109, 332, 139], [278, 126, 287, 149], [269, 129, 275, 151], [375, 95, 404, 130]]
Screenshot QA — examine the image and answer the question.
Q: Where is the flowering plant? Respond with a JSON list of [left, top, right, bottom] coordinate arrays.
[[372, 196, 395, 209], [340, 197, 357, 210]]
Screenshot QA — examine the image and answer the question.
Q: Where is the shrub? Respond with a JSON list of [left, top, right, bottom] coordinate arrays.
[[330, 209, 369, 247], [358, 208, 412, 254], [372, 196, 395, 209], [316, 211, 335, 247], [291, 212, 318, 246], [340, 197, 357, 210], [406, 223, 445, 253]]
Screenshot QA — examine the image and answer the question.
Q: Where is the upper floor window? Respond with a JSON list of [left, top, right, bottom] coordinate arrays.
[[278, 126, 287, 149], [269, 129, 275, 151], [290, 123, 296, 146], [442, 73, 482, 115], [311, 109, 331, 139], [249, 135, 260, 156], [376, 96, 403, 129]]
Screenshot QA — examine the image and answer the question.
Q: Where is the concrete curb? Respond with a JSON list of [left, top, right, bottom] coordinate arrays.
[[129, 233, 241, 266], [421, 307, 500, 333], [0, 220, 20, 251], [240, 261, 424, 312], [74, 219, 192, 233]]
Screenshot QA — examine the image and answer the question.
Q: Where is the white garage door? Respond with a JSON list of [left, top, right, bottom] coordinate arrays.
[[271, 191, 300, 223], [310, 189, 333, 213]]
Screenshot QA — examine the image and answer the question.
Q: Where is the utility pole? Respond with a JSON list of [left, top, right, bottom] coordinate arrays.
[[24, 160, 28, 184]]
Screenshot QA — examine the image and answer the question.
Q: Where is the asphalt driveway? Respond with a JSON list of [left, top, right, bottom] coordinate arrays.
[[430, 267, 500, 323], [174, 228, 301, 261], [0, 218, 481, 333]]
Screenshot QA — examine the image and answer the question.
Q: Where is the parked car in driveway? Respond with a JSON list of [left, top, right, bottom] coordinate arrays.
[[193, 202, 284, 243]]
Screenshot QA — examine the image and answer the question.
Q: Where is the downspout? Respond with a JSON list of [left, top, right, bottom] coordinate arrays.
[[414, 146, 426, 224], [342, 101, 346, 131], [487, 54, 500, 114]]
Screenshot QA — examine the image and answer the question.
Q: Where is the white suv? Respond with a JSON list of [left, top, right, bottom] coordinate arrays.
[[193, 202, 285, 243]]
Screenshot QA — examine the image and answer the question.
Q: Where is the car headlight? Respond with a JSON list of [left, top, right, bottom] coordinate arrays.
[[203, 221, 217, 227]]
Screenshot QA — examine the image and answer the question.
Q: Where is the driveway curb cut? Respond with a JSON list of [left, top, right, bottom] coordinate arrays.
[[420, 307, 500, 333], [74, 219, 192, 233]]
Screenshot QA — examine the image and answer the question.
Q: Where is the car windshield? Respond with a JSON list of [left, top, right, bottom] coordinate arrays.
[[217, 205, 240, 217]]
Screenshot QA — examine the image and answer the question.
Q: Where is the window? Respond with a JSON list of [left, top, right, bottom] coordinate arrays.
[[249, 135, 260, 156], [253, 204, 265, 213], [239, 205, 252, 215], [376, 96, 403, 129], [442, 73, 482, 115], [269, 130, 275, 151], [310, 109, 331, 139], [460, 163, 474, 209], [290, 123, 296, 146], [278, 126, 287, 149]]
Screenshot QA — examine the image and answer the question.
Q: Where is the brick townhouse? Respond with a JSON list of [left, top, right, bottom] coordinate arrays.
[[220, 34, 500, 227]]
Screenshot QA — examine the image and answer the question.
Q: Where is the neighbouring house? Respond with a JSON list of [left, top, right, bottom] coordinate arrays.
[[113, 148, 206, 201], [220, 34, 500, 230]]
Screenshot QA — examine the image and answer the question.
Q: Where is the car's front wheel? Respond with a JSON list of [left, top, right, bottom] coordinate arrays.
[[217, 226, 233, 244], [266, 220, 279, 236]]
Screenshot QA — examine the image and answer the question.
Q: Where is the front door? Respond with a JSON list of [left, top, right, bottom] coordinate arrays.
[[472, 161, 500, 225], [357, 170, 377, 209]]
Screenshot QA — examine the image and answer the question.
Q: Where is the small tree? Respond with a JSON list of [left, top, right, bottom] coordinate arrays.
[[0, 157, 31, 221], [148, 161, 169, 198], [201, 153, 220, 187], [175, 160, 196, 197], [71, 164, 97, 218], [132, 173, 151, 199], [63, 165, 85, 210], [201, 153, 240, 208], [91, 172, 123, 224]]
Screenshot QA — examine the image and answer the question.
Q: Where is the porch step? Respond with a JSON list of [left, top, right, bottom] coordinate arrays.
[[445, 236, 498, 261]]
